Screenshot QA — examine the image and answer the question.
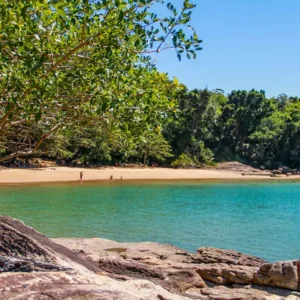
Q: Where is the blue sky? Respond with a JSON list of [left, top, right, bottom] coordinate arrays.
[[154, 0, 300, 97]]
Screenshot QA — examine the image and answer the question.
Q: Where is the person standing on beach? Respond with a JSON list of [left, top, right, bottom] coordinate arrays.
[[80, 171, 83, 181]]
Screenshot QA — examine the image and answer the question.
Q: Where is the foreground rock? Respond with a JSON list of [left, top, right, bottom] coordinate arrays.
[[1, 216, 299, 299], [254, 261, 300, 291], [0, 216, 99, 273], [198, 285, 300, 300], [195, 247, 267, 267], [196, 263, 256, 285], [0, 216, 191, 299], [55, 237, 300, 299], [97, 256, 206, 293], [1, 272, 192, 300]]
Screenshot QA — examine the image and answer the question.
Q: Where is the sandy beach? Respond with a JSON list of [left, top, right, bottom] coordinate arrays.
[[0, 166, 299, 184]]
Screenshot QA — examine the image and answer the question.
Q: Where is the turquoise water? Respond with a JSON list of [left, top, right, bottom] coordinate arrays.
[[0, 181, 299, 262]]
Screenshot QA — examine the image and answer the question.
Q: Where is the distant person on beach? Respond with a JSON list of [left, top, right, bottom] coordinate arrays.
[[110, 175, 113, 180], [80, 171, 83, 181]]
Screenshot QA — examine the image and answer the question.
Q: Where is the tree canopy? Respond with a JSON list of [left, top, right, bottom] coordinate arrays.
[[0, 0, 202, 162], [1, 1, 299, 170], [164, 89, 300, 169]]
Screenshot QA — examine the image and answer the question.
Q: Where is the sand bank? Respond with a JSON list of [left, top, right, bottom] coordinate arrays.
[[0, 166, 299, 185]]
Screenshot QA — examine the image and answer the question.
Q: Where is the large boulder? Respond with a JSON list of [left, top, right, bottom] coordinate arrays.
[[0, 216, 193, 299], [0, 216, 99, 273], [279, 166, 292, 174], [254, 260, 300, 291], [196, 263, 257, 285], [194, 247, 267, 267]]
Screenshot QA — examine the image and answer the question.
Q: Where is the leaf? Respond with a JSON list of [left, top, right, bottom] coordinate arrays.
[[118, 10, 124, 21], [35, 111, 42, 122]]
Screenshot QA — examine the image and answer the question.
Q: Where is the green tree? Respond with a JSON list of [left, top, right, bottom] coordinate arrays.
[[132, 131, 173, 165], [0, 0, 202, 162], [170, 153, 198, 168], [164, 88, 222, 162], [249, 99, 300, 168], [249, 111, 287, 166], [279, 100, 300, 167]]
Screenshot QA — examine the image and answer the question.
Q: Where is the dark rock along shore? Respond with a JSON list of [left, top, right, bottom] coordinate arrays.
[[0, 216, 299, 299]]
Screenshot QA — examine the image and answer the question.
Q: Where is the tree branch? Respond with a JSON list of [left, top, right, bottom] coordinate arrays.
[[33, 123, 62, 151], [0, 150, 35, 163], [0, 123, 61, 163], [0, 108, 14, 136]]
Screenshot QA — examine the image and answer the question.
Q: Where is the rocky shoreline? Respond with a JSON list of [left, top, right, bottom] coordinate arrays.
[[0, 216, 299, 299]]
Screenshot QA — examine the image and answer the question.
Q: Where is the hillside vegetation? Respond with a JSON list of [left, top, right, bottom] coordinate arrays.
[[0, 1, 299, 169]]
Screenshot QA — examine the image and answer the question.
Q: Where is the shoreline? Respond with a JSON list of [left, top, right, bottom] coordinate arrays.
[[0, 166, 300, 186]]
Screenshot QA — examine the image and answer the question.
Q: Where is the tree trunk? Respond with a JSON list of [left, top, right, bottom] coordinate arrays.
[[144, 152, 147, 166], [0, 150, 35, 163], [0, 123, 61, 163]]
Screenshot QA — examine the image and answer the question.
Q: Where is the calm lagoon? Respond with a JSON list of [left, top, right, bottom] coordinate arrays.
[[0, 181, 299, 262]]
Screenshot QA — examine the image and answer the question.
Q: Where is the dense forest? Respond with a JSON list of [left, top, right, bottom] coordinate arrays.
[[164, 89, 300, 169], [0, 1, 299, 169], [1, 86, 300, 169]]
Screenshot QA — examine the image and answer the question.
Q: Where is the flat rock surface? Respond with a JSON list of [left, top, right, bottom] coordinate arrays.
[[0, 271, 191, 300], [195, 247, 267, 267], [54, 238, 207, 293], [55, 237, 299, 299], [215, 162, 268, 173], [199, 285, 300, 300]]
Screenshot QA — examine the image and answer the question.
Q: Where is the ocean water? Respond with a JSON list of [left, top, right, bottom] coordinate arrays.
[[0, 181, 299, 262]]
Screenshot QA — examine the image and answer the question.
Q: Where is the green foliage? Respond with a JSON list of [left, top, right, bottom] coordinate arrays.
[[164, 88, 300, 169], [198, 141, 214, 163], [0, 0, 201, 162], [163, 88, 219, 163], [170, 153, 198, 168], [135, 131, 173, 165], [0, 1, 299, 169]]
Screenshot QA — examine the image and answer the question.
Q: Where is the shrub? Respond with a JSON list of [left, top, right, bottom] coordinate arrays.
[[171, 154, 199, 168], [198, 141, 214, 163]]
